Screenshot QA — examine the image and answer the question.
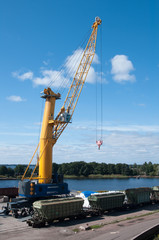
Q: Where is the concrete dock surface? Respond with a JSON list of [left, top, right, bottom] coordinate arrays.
[[1, 202, 159, 240]]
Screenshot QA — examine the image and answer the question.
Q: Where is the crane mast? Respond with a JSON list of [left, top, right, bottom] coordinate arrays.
[[21, 17, 101, 192]]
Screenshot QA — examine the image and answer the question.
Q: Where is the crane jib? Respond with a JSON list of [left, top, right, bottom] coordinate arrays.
[[21, 17, 102, 188]]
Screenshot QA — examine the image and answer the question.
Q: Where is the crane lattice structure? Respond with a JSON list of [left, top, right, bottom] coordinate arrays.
[[22, 17, 102, 184]]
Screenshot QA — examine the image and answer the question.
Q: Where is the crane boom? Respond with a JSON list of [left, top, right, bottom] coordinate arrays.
[[21, 17, 101, 186], [52, 17, 102, 141]]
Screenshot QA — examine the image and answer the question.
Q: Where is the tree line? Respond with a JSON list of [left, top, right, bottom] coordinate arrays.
[[0, 161, 158, 178]]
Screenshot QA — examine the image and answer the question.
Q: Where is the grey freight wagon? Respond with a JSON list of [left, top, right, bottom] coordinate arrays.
[[88, 191, 125, 213], [125, 187, 152, 206], [27, 197, 84, 227]]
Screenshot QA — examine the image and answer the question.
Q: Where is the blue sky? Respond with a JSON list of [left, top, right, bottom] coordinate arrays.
[[0, 0, 159, 165]]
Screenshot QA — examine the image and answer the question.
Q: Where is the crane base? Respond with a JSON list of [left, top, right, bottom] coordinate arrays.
[[18, 180, 70, 198]]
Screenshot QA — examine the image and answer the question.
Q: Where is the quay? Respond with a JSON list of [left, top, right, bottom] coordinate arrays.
[[1, 202, 159, 240]]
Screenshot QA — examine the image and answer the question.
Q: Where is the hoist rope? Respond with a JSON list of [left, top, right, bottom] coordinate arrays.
[[39, 28, 92, 146], [48, 28, 92, 93], [96, 25, 103, 141], [100, 25, 103, 140], [56, 29, 91, 95], [96, 70, 98, 141]]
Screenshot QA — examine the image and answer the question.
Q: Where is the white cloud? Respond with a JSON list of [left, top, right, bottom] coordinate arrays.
[[111, 55, 135, 83], [53, 131, 159, 165], [72, 122, 159, 133], [33, 70, 70, 87], [138, 103, 145, 107], [0, 132, 37, 136], [1, 122, 159, 164], [65, 48, 105, 84], [12, 49, 103, 87], [0, 143, 36, 164], [6, 95, 26, 102], [93, 53, 100, 64], [65, 48, 83, 78], [12, 71, 33, 81], [43, 60, 49, 66]]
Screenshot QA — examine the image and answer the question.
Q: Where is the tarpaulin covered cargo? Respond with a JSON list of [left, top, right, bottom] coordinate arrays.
[[33, 197, 84, 221], [88, 191, 125, 211], [76, 191, 97, 208], [125, 187, 152, 205]]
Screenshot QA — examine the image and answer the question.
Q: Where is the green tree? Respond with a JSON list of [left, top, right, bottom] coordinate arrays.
[[14, 165, 25, 176], [115, 164, 122, 174], [79, 164, 90, 177], [0, 166, 8, 175], [107, 164, 115, 174], [88, 162, 99, 174], [146, 162, 154, 176], [52, 163, 59, 174], [7, 167, 14, 177]]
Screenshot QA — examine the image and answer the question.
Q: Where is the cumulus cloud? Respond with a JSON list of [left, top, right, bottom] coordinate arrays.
[[64, 48, 101, 84], [55, 122, 159, 164], [12, 71, 33, 81], [12, 49, 104, 87], [1, 121, 159, 164], [0, 143, 36, 164], [53, 131, 159, 165], [33, 70, 70, 87], [111, 55, 135, 83], [6, 95, 26, 102], [71, 122, 159, 134]]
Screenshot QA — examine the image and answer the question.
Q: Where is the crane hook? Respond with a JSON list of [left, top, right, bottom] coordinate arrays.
[[96, 140, 103, 150]]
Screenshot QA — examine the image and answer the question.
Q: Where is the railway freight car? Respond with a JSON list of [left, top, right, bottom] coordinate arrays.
[[27, 197, 84, 227], [88, 191, 125, 213], [151, 186, 159, 202], [125, 187, 152, 206]]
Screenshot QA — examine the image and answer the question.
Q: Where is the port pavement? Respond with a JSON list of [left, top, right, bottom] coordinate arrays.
[[1, 202, 159, 240]]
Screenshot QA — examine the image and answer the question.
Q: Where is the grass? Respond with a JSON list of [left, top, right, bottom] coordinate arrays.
[[64, 174, 130, 179], [72, 228, 80, 233], [153, 234, 159, 240], [89, 224, 104, 230], [73, 209, 159, 233]]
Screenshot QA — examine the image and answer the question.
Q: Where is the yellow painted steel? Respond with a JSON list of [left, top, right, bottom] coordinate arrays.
[[39, 17, 101, 184], [21, 143, 39, 180], [22, 17, 101, 184], [39, 88, 60, 183], [52, 17, 102, 141]]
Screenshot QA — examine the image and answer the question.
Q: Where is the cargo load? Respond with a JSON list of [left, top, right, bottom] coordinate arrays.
[[125, 187, 152, 205], [88, 191, 125, 212], [151, 186, 159, 202], [33, 197, 84, 222]]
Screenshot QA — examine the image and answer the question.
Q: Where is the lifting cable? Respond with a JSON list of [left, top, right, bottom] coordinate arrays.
[[96, 25, 103, 150], [37, 28, 92, 156], [100, 24, 103, 140], [48, 28, 92, 94], [56, 30, 91, 95]]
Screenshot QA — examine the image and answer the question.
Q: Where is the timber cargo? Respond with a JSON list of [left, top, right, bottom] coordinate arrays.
[[88, 191, 125, 212], [125, 187, 152, 205]]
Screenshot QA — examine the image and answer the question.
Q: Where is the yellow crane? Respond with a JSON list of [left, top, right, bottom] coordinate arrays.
[[20, 17, 102, 197]]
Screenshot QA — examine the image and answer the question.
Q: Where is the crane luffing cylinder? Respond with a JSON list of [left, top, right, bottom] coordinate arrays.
[[38, 17, 101, 184]]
